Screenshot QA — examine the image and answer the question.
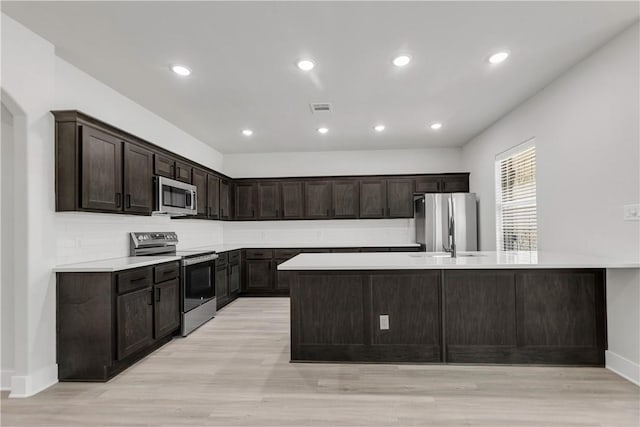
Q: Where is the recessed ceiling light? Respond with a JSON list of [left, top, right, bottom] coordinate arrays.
[[317, 127, 329, 134], [242, 129, 253, 136], [488, 51, 509, 65], [170, 64, 191, 76], [297, 59, 315, 71], [430, 122, 443, 130], [374, 125, 386, 132], [393, 55, 411, 67]]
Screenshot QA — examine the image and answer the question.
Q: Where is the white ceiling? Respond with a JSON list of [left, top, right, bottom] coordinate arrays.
[[3, 2, 638, 154]]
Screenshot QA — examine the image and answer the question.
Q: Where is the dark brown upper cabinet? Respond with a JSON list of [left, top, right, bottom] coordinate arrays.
[[359, 179, 386, 219], [220, 180, 232, 220], [415, 174, 469, 193], [386, 178, 415, 218], [440, 174, 470, 193], [174, 160, 192, 183], [207, 174, 220, 219], [235, 182, 257, 220], [304, 181, 333, 219], [154, 153, 175, 179], [191, 168, 208, 217], [332, 180, 359, 218], [281, 181, 304, 219], [80, 125, 124, 212], [123, 142, 154, 214], [257, 182, 281, 220], [153, 154, 192, 184], [54, 111, 469, 221]]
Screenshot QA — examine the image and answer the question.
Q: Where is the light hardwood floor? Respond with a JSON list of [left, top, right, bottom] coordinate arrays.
[[1, 297, 638, 426]]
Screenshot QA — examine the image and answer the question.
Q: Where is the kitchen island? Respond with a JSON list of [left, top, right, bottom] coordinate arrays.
[[278, 251, 638, 366]]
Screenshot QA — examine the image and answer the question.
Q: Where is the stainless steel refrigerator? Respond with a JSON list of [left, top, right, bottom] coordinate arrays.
[[414, 193, 478, 252]]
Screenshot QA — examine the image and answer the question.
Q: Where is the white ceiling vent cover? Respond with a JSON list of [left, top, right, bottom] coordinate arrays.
[[310, 103, 333, 113]]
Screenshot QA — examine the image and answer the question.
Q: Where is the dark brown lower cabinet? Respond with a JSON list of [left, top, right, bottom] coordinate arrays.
[[290, 269, 606, 366], [245, 259, 273, 292], [215, 250, 242, 310], [153, 278, 180, 338], [215, 260, 230, 308], [57, 261, 181, 381], [444, 269, 606, 365], [117, 287, 154, 360]]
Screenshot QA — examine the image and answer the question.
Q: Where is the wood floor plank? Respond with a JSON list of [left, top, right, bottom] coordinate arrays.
[[1, 298, 638, 426]]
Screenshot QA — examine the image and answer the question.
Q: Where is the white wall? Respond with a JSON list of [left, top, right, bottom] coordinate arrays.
[[462, 23, 640, 383], [224, 219, 414, 247], [223, 148, 463, 178], [1, 104, 16, 389], [0, 14, 226, 397]]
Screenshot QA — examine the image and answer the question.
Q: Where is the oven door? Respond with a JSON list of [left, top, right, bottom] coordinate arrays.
[[182, 255, 217, 313], [155, 176, 197, 216]]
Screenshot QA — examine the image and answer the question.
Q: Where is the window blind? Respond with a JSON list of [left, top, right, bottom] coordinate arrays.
[[495, 140, 537, 251]]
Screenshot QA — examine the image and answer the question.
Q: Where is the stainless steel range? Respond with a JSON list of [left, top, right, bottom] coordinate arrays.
[[130, 232, 218, 336]]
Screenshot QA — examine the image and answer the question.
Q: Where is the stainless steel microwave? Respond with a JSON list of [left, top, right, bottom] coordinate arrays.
[[154, 176, 197, 216]]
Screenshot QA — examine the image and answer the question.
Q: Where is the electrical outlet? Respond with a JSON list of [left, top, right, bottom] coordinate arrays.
[[624, 204, 640, 221], [379, 315, 389, 330]]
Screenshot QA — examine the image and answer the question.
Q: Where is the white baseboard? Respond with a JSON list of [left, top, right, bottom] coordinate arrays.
[[1, 369, 15, 391], [8, 364, 58, 398], [606, 350, 640, 386]]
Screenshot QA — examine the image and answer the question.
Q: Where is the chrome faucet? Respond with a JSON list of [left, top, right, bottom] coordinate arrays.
[[447, 195, 457, 258]]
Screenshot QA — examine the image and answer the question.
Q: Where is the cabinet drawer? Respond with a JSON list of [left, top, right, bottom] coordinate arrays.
[[274, 249, 300, 259], [117, 267, 153, 294], [301, 248, 331, 253], [415, 177, 441, 193], [216, 252, 229, 265], [330, 248, 360, 253], [246, 249, 273, 259], [228, 250, 241, 263], [154, 262, 180, 283]]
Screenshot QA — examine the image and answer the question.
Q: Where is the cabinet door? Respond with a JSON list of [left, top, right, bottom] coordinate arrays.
[[220, 180, 231, 219], [235, 182, 257, 220], [191, 168, 208, 217], [154, 153, 175, 179], [414, 176, 441, 193], [123, 142, 154, 214], [515, 271, 603, 348], [174, 160, 192, 183], [215, 265, 229, 308], [258, 182, 281, 219], [80, 126, 123, 212], [359, 179, 386, 218], [281, 181, 304, 219], [228, 262, 241, 294], [441, 174, 469, 193], [445, 271, 517, 362], [245, 259, 273, 291], [117, 287, 154, 360], [154, 278, 180, 339], [332, 180, 358, 218], [371, 272, 441, 351], [207, 175, 220, 219], [304, 181, 332, 219], [386, 178, 415, 218]]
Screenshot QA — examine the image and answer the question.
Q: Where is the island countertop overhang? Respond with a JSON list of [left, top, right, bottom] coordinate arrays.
[[277, 251, 640, 271]]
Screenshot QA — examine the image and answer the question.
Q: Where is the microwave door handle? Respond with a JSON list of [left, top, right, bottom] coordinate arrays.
[[191, 190, 197, 211]]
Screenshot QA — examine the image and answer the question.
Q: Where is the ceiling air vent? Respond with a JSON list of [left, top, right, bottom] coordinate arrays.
[[310, 103, 332, 113]]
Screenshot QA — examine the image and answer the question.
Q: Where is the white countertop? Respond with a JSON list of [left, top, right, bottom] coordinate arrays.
[[277, 251, 640, 270], [187, 242, 420, 253], [54, 255, 182, 273]]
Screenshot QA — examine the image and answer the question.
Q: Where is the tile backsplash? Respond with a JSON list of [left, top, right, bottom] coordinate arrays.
[[55, 214, 415, 265], [55, 212, 224, 265]]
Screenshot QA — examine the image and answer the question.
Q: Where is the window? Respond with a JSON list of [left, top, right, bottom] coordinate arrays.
[[495, 139, 537, 251]]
